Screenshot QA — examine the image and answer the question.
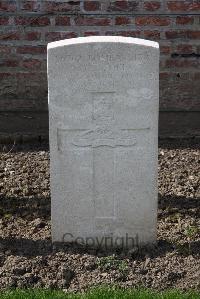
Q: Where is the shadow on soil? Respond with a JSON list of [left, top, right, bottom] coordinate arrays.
[[0, 235, 199, 260], [159, 138, 200, 149], [0, 193, 199, 220], [158, 194, 200, 217], [0, 193, 199, 259], [0, 196, 51, 219]]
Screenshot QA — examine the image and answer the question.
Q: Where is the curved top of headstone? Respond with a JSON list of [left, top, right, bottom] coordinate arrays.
[[47, 36, 159, 50]]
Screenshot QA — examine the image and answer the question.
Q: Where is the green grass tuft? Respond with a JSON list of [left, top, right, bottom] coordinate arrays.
[[0, 287, 200, 299]]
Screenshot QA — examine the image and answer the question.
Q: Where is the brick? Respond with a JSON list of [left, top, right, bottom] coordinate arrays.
[[136, 16, 170, 26], [0, 73, 12, 80], [17, 46, 46, 55], [55, 16, 71, 26], [196, 46, 200, 54], [22, 59, 42, 69], [15, 72, 43, 80], [45, 32, 77, 42], [167, 1, 200, 11], [0, 59, 18, 67], [165, 30, 187, 39], [8, 60, 18, 67], [84, 1, 100, 11], [44, 1, 80, 12], [75, 16, 111, 26], [176, 45, 193, 54], [187, 31, 200, 39], [15, 16, 50, 26], [0, 46, 11, 54], [84, 31, 100, 36], [115, 16, 132, 25], [0, 17, 9, 25], [0, 99, 38, 111], [176, 16, 194, 25], [118, 31, 140, 37], [144, 30, 160, 40], [160, 46, 171, 55], [193, 73, 200, 80], [108, 1, 139, 12], [0, 1, 16, 12], [159, 72, 170, 80], [165, 58, 199, 68], [144, 1, 161, 11], [166, 30, 200, 40], [20, 1, 41, 12], [24, 31, 41, 41], [0, 31, 20, 40], [105, 31, 140, 37], [172, 72, 191, 80]]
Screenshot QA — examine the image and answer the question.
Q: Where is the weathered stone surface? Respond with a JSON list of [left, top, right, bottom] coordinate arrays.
[[48, 36, 159, 248]]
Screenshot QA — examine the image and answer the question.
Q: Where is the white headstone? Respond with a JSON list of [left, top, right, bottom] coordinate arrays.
[[48, 36, 159, 249]]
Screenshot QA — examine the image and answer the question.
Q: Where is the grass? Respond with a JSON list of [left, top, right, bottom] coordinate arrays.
[[0, 287, 200, 299], [96, 255, 128, 271], [96, 256, 129, 280]]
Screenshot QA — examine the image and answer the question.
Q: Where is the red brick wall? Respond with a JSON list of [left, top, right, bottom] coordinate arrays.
[[0, 0, 200, 132]]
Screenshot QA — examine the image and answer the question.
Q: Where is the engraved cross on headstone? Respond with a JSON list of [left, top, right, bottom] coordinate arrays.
[[57, 92, 150, 227]]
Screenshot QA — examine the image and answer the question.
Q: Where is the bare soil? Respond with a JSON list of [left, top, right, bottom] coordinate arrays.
[[0, 139, 199, 291]]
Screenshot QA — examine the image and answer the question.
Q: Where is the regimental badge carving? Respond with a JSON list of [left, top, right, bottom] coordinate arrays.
[[57, 92, 150, 151], [71, 127, 137, 148]]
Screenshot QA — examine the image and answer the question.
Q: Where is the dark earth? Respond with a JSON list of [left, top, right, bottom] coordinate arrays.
[[0, 139, 199, 291]]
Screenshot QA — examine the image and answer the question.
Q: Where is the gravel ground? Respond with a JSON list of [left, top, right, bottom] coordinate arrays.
[[0, 139, 199, 291]]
